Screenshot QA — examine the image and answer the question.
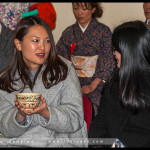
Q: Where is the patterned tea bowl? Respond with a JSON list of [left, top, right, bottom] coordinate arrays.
[[16, 93, 41, 110]]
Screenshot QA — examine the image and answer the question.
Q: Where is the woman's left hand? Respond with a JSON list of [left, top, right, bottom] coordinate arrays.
[[82, 78, 102, 95], [25, 97, 50, 120], [81, 85, 93, 95]]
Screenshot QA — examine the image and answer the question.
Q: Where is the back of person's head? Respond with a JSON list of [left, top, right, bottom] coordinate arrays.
[[112, 20, 150, 113], [112, 20, 150, 70]]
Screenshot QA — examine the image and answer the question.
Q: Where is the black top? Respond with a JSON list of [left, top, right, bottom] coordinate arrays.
[[88, 68, 150, 147]]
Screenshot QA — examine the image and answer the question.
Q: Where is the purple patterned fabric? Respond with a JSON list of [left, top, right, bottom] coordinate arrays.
[[0, 3, 36, 30], [56, 18, 115, 115]]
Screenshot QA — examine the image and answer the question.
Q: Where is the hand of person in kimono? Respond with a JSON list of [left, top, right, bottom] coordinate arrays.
[[14, 97, 50, 121], [81, 85, 92, 95], [82, 78, 102, 94]]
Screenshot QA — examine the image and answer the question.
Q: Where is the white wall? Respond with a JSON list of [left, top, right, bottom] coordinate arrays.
[[52, 2, 145, 43]]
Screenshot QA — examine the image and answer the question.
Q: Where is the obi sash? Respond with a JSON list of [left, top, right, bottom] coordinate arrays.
[[71, 55, 98, 78]]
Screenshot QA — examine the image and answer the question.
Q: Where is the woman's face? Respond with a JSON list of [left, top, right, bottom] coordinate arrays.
[[14, 25, 51, 70], [113, 51, 121, 68], [72, 3, 96, 28]]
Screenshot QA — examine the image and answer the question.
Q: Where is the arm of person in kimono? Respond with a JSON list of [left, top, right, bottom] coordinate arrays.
[[82, 78, 102, 94], [82, 26, 114, 94], [93, 26, 115, 84]]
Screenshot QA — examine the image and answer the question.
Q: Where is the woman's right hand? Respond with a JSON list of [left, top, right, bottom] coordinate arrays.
[[14, 99, 30, 122]]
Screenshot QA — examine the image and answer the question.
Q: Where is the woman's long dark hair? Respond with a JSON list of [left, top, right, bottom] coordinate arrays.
[[0, 16, 68, 93], [112, 20, 150, 113]]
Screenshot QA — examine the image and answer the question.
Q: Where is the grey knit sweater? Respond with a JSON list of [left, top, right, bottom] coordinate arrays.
[[0, 56, 88, 147]]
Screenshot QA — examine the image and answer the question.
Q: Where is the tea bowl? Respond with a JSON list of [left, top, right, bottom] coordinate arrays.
[[16, 93, 41, 110]]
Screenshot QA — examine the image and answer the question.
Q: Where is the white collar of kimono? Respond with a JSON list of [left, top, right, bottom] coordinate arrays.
[[78, 22, 89, 33], [0, 23, 2, 34]]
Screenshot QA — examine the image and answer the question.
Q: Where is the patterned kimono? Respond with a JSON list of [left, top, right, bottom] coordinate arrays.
[[56, 18, 115, 115]]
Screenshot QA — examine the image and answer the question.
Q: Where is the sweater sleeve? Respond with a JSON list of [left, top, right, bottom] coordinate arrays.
[[0, 93, 32, 137]]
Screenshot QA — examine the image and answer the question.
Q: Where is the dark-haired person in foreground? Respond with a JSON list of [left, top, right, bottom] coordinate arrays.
[[88, 20, 150, 147], [0, 15, 87, 147]]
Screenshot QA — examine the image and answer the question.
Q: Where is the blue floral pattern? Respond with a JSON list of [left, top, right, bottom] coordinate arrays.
[[0, 3, 36, 30]]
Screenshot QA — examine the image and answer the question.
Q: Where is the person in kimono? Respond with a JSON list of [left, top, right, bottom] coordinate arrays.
[[56, 2, 115, 116], [0, 16, 88, 147]]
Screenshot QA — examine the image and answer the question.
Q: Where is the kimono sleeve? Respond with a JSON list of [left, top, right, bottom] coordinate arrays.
[[56, 29, 72, 60], [94, 26, 115, 81]]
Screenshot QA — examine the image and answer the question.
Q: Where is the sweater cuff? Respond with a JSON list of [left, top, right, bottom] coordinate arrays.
[[15, 113, 31, 126]]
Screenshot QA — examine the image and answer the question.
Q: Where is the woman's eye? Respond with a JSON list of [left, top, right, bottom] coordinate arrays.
[[73, 7, 78, 10], [32, 39, 38, 42], [82, 7, 87, 10], [45, 40, 50, 43]]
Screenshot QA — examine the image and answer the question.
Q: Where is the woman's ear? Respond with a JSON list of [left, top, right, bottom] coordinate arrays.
[[14, 39, 22, 51]]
